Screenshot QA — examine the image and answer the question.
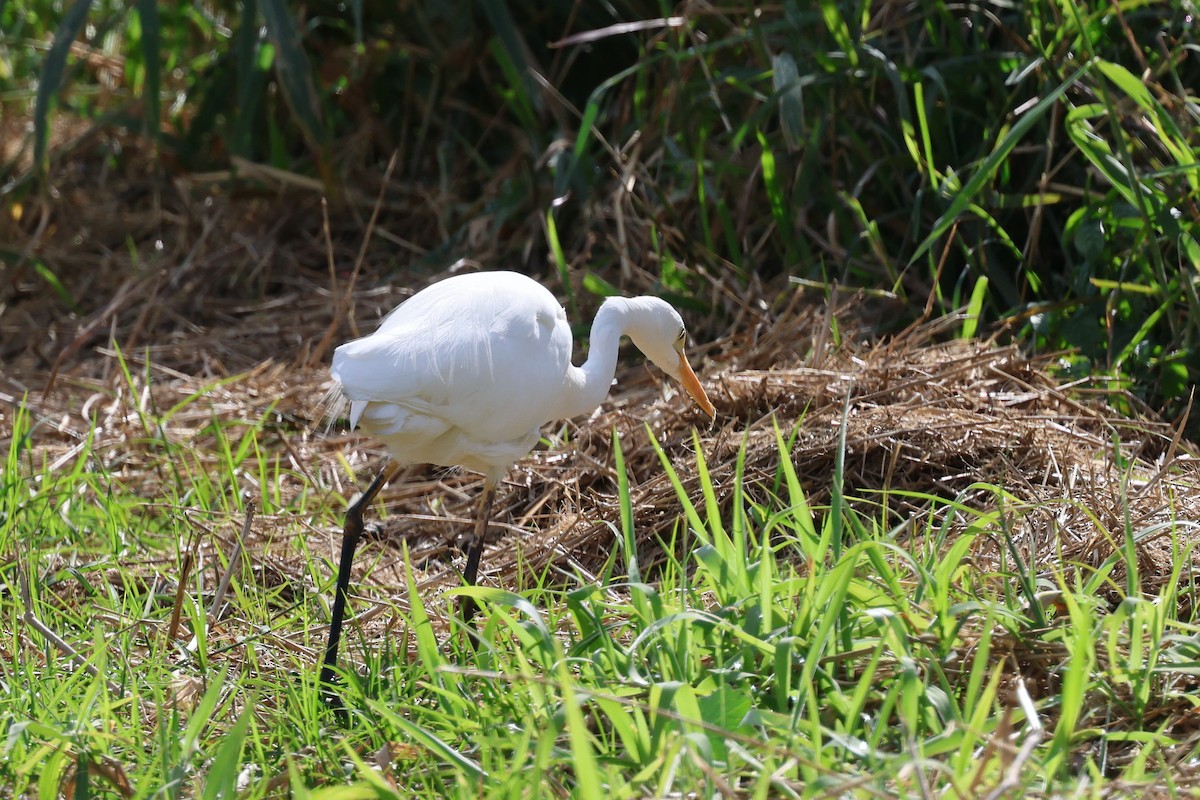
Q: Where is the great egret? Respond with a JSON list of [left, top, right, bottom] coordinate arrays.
[[319, 270, 715, 691]]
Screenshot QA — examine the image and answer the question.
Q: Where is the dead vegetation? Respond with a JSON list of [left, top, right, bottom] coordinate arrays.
[[5, 167, 1200, 790], [5, 178, 1199, 624]]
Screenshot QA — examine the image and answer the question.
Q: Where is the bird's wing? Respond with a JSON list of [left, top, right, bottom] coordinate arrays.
[[331, 277, 573, 442], [332, 312, 489, 412]]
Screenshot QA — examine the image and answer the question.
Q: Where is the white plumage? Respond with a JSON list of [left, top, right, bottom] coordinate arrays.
[[329, 270, 713, 479], [319, 270, 713, 695]]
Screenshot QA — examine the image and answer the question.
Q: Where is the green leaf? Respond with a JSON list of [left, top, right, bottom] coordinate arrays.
[[402, 543, 446, 688], [772, 52, 804, 151], [200, 705, 252, 800], [582, 271, 619, 298], [757, 130, 788, 239], [1161, 359, 1189, 400], [594, 695, 649, 762], [911, 63, 1089, 264], [164, 667, 230, 790], [134, 0, 160, 143], [1095, 58, 1195, 179], [962, 275, 988, 340], [819, 0, 856, 67], [33, 261, 79, 312], [260, 0, 327, 158], [545, 210, 575, 315], [1112, 296, 1169, 372], [912, 80, 940, 189], [1072, 214, 1106, 262], [648, 427, 710, 548], [560, 661, 602, 800], [479, 0, 539, 117], [572, 97, 601, 162], [33, 0, 93, 176], [613, 431, 639, 585], [367, 699, 488, 783], [696, 685, 753, 758], [488, 36, 538, 134], [1065, 104, 1144, 209], [230, 0, 267, 159]]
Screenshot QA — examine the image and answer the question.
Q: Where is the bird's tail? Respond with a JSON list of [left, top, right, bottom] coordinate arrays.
[[318, 381, 350, 433]]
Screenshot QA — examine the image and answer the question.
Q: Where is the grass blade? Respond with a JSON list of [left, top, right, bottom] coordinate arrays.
[[259, 0, 327, 162], [648, 427, 708, 547], [961, 275, 988, 340], [613, 431, 639, 585], [401, 542, 445, 689], [200, 705, 251, 800], [819, 0, 857, 67], [479, 0, 539, 117], [545, 210, 575, 315], [134, 0, 160, 144], [230, 0, 267, 160], [33, 0, 93, 176], [757, 130, 791, 255], [772, 51, 804, 152], [911, 63, 1090, 264], [367, 699, 487, 784], [560, 659, 603, 800]]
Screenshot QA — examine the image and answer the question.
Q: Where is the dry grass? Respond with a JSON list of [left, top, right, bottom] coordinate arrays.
[[5, 178, 1198, 641], [6, 152, 1200, 794]]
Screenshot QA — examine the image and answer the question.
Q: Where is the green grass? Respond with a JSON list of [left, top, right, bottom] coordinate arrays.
[[4, 0, 1200, 795], [5, 376, 1200, 797]]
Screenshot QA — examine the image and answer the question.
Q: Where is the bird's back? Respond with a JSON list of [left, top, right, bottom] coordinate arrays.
[[331, 272, 574, 479]]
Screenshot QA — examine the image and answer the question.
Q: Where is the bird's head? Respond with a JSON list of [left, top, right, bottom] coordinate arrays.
[[622, 297, 716, 418]]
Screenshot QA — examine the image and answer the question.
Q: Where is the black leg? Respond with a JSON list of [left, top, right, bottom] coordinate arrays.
[[459, 480, 496, 625], [320, 464, 395, 699]]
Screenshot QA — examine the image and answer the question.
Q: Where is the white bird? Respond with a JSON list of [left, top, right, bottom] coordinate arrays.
[[319, 270, 715, 691]]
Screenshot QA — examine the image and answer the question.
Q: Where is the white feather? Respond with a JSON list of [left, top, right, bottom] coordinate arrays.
[[328, 270, 713, 481]]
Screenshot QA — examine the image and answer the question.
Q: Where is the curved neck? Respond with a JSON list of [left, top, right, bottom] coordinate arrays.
[[555, 299, 631, 420]]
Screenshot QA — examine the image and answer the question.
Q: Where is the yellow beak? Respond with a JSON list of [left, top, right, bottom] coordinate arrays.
[[677, 351, 716, 418]]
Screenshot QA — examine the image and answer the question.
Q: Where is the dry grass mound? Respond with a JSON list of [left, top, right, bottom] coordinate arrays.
[[7, 234, 1198, 644]]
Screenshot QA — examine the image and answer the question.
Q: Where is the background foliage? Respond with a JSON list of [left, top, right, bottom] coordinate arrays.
[[3, 0, 1198, 423], [4, 0, 1200, 795]]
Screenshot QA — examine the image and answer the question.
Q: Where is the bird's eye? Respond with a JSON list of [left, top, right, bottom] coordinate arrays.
[[676, 329, 686, 344]]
